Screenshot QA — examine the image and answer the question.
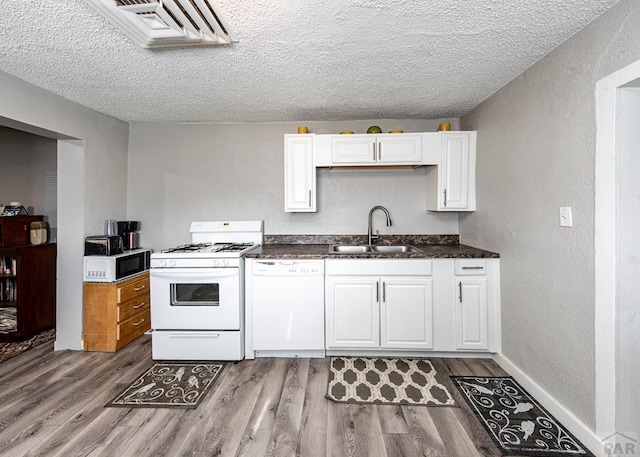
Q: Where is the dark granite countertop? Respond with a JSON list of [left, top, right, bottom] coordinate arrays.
[[245, 235, 499, 259]]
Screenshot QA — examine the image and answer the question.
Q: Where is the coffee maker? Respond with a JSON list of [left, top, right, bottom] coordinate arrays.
[[117, 221, 140, 250]]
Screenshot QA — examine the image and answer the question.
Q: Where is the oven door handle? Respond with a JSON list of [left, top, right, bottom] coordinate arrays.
[[150, 269, 238, 278]]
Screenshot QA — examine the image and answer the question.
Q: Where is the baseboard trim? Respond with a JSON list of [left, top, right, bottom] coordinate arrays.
[[492, 353, 604, 457]]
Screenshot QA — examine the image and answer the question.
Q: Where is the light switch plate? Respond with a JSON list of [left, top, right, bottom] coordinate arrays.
[[560, 207, 573, 227]]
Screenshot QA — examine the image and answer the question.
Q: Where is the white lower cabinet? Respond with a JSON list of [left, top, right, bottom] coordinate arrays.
[[324, 257, 500, 354], [455, 277, 488, 350], [325, 278, 380, 348], [380, 278, 433, 349], [325, 259, 433, 351], [453, 259, 491, 350]]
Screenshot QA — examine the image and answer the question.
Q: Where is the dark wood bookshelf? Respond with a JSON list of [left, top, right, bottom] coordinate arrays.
[[0, 243, 56, 342]]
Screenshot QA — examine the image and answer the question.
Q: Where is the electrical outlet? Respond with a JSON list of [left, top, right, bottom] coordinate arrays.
[[560, 207, 573, 227]]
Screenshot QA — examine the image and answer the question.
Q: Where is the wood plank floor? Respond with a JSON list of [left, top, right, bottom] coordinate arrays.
[[0, 336, 516, 457]]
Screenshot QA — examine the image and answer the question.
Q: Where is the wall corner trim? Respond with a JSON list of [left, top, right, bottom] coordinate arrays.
[[492, 353, 604, 457]]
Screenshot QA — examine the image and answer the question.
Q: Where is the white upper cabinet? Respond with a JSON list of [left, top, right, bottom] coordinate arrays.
[[284, 134, 316, 212], [330, 134, 422, 165], [425, 131, 476, 212], [285, 131, 477, 213]]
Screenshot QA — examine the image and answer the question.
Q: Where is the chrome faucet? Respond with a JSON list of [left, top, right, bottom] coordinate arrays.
[[368, 206, 392, 245]]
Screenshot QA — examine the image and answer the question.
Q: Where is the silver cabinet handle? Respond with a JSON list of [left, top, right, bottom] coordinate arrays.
[[462, 266, 484, 270], [373, 142, 377, 161], [458, 281, 462, 303], [308, 189, 312, 207], [376, 281, 379, 302], [132, 318, 145, 326], [382, 281, 386, 302], [378, 142, 382, 160], [133, 285, 146, 291], [443, 189, 447, 207], [133, 301, 146, 309]]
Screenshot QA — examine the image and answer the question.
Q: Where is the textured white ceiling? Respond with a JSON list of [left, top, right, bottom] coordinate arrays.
[[0, 0, 620, 123]]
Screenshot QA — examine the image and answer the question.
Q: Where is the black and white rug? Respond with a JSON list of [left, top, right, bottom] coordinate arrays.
[[106, 363, 224, 409], [451, 376, 594, 456], [327, 357, 456, 406]]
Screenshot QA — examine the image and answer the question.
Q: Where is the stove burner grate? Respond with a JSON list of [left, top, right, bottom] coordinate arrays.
[[161, 243, 212, 253], [213, 242, 254, 252]]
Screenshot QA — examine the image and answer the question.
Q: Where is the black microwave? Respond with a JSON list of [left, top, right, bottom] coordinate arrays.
[[83, 249, 151, 282]]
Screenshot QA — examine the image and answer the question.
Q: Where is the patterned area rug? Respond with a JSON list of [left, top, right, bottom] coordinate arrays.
[[451, 376, 594, 456], [106, 363, 224, 409], [0, 328, 56, 363], [0, 307, 17, 333], [326, 357, 456, 406]]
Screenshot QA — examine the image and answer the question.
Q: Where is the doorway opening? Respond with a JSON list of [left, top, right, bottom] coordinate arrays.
[[595, 60, 640, 438], [0, 117, 85, 351]]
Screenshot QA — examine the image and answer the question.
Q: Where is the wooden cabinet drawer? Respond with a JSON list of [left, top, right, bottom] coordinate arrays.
[[117, 308, 150, 342], [117, 275, 150, 303], [117, 293, 150, 323]]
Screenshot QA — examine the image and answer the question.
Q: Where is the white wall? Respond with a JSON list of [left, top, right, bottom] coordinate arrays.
[[0, 127, 57, 231], [615, 86, 640, 434], [0, 70, 130, 349], [460, 0, 640, 432], [127, 119, 460, 250]]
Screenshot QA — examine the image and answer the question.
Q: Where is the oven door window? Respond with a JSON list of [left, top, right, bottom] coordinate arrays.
[[171, 283, 219, 306]]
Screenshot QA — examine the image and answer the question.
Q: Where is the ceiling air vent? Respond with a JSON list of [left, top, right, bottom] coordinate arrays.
[[86, 0, 236, 48]]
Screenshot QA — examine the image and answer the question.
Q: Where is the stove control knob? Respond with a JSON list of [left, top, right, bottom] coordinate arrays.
[[213, 259, 220, 267], [169, 260, 177, 267], [159, 260, 167, 267], [223, 259, 229, 266]]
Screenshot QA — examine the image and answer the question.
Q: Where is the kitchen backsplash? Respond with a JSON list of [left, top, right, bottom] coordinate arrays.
[[264, 234, 460, 245]]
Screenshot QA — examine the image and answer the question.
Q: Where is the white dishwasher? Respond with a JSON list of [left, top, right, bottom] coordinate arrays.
[[251, 259, 325, 358]]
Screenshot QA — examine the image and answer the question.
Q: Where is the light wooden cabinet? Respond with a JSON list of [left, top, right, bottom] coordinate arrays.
[[325, 259, 433, 351], [284, 134, 316, 212], [330, 134, 422, 165], [83, 272, 150, 352], [425, 131, 476, 211]]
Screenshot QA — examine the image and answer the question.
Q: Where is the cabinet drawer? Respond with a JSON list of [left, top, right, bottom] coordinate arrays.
[[117, 308, 150, 341], [326, 259, 432, 276], [117, 293, 150, 323], [454, 259, 487, 275], [117, 275, 150, 303]]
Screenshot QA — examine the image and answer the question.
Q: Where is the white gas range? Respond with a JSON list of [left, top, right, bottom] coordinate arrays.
[[150, 221, 263, 361]]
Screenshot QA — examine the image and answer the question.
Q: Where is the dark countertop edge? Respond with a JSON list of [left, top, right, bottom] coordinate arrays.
[[245, 243, 500, 259]]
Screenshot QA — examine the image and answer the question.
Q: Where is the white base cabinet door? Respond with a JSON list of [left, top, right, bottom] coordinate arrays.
[[325, 277, 380, 348], [452, 258, 493, 351], [325, 260, 434, 351], [380, 278, 433, 349], [455, 277, 488, 350]]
